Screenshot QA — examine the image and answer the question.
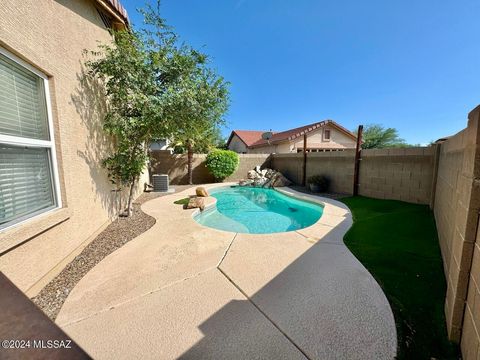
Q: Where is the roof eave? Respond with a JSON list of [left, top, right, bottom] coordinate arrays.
[[227, 131, 250, 148], [94, 0, 129, 28]]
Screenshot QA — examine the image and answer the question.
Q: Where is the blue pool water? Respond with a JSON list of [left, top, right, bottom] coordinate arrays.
[[193, 186, 323, 234]]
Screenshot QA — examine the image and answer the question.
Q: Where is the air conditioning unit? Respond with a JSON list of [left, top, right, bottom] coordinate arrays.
[[152, 174, 169, 192]]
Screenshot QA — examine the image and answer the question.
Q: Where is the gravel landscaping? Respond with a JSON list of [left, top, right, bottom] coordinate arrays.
[[32, 186, 192, 320]]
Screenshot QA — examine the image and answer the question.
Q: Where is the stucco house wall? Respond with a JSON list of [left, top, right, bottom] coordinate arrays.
[[248, 141, 292, 154], [228, 134, 248, 153], [230, 124, 357, 154], [293, 125, 356, 150], [0, 0, 147, 294]]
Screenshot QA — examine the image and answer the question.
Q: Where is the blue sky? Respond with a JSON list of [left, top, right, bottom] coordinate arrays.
[[121, 0, 480, 144]]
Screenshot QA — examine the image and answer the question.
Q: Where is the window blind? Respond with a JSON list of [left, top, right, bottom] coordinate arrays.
[[0, 145, 55, 226], [0, 54, 49, 140]]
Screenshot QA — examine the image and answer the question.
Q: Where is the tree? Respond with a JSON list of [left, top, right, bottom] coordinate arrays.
[[84, 3, 178, 216], [85, 28, 163, 217], [164, 48, 229, 184], [359, 124, 407, 149], [85, 1, 229, 216], [172, 126, 227, 154], [140, 2, 229, 185]]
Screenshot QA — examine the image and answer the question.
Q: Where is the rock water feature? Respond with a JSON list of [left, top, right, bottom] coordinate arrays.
[[238, 166, 292, 188]]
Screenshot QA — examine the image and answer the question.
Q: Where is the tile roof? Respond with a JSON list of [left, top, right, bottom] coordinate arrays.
[[229, 130, 273, 147], [228, 120, 357, 149]]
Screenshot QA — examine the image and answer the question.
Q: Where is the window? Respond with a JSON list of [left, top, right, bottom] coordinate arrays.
[[324, 129, 331, 141], [0, 48, 61, 230]]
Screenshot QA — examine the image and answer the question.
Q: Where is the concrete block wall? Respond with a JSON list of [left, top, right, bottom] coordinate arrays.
[[271, 151, 356, 194], [270, 153, 304, 185], [462, 231, 480, 360], [150, 152, 271, 185], [306, 151, 356, 194], [358, 147, 435, 204], [433, 105, 480, 357]]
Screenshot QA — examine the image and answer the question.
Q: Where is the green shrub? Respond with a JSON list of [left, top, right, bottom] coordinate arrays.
[[307, 175, 330, 192], [206, 149, 239, 181]]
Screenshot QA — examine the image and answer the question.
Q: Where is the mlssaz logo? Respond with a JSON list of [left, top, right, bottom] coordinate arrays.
[[33, 340, 72, 349]]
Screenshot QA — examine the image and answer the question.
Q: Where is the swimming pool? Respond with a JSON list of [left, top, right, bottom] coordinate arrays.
[[193, 186, 324, 234]]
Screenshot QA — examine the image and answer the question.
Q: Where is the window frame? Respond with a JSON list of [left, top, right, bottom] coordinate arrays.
[[0, 47, 62, 231], [323, 129, 331, 141]]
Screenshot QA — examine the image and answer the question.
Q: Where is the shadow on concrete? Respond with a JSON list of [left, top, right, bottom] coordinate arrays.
[[178, 215, 397, 359]]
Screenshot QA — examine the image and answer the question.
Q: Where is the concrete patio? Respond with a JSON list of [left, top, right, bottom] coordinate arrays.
[[56, 184, 397, 359]]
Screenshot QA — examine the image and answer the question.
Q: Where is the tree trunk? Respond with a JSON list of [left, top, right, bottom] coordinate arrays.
[[187, 140, 193, 185], [126, 177, 136, 217]]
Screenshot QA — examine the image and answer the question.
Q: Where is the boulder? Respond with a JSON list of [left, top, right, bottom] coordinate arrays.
[[247, 170, 260, 180], [272, 173, 292, 187], [196, 186, 209, 197], [253, 177, 267, 187], [265, 169, 276, 178], [238, 167, 292, 188], [239, 179, 254, 186], [186, 196, 205, 211]]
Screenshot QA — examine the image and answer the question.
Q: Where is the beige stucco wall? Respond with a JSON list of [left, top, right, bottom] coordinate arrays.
[[150, 152, 272, 184], [245, 125, 356, 154], [433, 106, 480, 355], [227, 134, 248, 153], [293, 125, 356, 150], [246, 141, 291, 154], [0, 0, 147, 294]]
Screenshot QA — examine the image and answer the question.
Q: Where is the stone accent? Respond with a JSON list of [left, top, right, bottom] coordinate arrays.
[[186, 196, 205, 211], [238, 166, 292, 188], [195, 187, 209, 197]]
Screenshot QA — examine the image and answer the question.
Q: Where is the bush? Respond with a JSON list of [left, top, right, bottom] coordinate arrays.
[[206, 150, 239, 181], [307, 175, 330, 192]]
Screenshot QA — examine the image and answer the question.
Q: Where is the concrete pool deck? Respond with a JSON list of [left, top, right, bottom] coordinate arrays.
[[57, 184, 397, 359]]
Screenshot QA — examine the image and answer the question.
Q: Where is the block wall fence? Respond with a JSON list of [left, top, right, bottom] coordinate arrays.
[[151, 106, 480, 358], [433, 106, 480, 358], [150, 153, 272, 184]]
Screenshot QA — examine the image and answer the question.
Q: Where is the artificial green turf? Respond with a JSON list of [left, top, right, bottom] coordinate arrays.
[[174, 197, 190, 206], [340, 196, 459, 359]]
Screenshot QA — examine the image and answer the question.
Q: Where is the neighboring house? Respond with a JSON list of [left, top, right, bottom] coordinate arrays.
[[0, 0, 147, 294], [227, 120, 357, 154], [150, 138, 173, 153]]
